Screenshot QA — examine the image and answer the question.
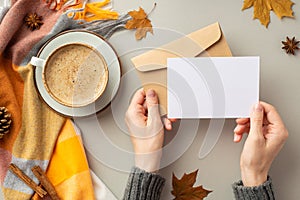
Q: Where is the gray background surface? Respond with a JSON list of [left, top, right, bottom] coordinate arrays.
[[1, 0, 299, 199]]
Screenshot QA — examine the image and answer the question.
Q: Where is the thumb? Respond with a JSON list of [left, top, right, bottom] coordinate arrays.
[[249, 103, 264, 136], [146, 89, 160, 119]]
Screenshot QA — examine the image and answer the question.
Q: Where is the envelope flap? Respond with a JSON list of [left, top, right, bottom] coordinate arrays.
[[131, 22, 222, 72], [189, 22, 221, 53]]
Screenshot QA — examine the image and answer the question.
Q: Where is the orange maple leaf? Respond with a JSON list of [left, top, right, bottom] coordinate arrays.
[[125, 6, 154, 40], [171, 170, 212, 200], [242, 0, 294, 27]]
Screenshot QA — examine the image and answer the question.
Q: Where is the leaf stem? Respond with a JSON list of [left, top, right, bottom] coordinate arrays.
[[147, 3, 157, 17]]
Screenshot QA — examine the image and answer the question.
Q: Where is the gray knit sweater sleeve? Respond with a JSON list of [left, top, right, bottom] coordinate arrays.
[[232, 176, 275, 200], [123, 167, 165, 200]]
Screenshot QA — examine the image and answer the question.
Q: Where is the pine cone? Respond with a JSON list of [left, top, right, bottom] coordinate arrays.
[[0, 107, 12, 139]]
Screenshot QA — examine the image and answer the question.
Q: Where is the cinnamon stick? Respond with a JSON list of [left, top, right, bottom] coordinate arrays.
[[32, 166, 60, 200], [8, 164, 47, 198]]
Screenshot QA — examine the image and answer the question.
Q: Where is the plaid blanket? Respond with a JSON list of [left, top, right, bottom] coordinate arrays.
[[0, 0, 129, 199]]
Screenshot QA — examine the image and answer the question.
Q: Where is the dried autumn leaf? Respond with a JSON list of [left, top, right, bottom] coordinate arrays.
[[171, 170, 212, 200], [125, 6, 154, 40], [242, 0, 294, 27]]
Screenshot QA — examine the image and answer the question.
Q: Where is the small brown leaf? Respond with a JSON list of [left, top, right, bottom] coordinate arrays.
[[242, 0, 294, 27], [171, 170, 212, 200], [125, 5, 155, 40]]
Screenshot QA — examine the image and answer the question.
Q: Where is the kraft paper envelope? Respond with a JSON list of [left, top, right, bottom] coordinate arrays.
[[131, 22, 232, 115]]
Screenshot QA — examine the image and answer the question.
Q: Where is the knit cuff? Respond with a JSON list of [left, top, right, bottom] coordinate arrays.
[[232, 176, 275, 200], [123, 167, 165, 200]]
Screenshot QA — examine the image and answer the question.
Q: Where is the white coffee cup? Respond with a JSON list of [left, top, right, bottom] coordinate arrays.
[[31, 43, 109, 108]]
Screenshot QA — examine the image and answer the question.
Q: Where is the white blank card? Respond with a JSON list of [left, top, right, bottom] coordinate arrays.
[[167, 57, 260, 118]]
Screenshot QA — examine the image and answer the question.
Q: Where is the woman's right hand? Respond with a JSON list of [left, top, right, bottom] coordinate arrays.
[[234, 102, 288, 186]]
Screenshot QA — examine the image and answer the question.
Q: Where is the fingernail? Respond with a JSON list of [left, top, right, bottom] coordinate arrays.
[[254, 103, 263, 112], [233, 134, 239, 142], [147, 89, 156, 97]]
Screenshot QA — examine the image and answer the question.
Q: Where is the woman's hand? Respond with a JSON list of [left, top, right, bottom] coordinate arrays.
[[125, 88, 174, 172], [234, 102, 288, 186]]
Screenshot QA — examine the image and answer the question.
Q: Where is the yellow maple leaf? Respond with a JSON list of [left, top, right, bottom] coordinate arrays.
[[125, 6, 154, 40], [70, 0, 119, 22], [242, 0, 294, 27]]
